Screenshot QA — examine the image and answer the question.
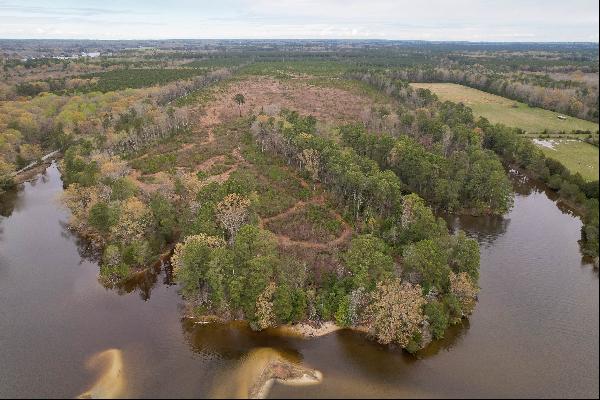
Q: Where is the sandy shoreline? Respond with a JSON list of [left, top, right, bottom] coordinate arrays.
[[251, 357, 323, 399], [285, 321, 345, 337], [185, 315, 364, 339]]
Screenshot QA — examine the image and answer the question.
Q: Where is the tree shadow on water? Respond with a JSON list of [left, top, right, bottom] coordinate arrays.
[[180, 319, 304, 362], [62, 219, 176, 301]]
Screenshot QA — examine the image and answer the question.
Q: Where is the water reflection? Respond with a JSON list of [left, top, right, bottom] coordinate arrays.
[[64, 223, 177, 301], [0, 187, 19, 218], [510, 168, 535, 196], [444, 212, 510, 247], [416, 319, 470, 358], [60, 220, 101, 261], [1, 163, 598, 399], [181, 320, 305, 362]]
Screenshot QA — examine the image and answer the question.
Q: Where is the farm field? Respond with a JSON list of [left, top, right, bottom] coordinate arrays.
[[533, 139, 599, 181], [411, 82, 599, 133]]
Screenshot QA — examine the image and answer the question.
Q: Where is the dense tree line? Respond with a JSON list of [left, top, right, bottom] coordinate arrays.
[[347, 72, 513, 215], [339, 124, 512, 215], [352, 70, 597, 259], [78, 68, 209, 93]]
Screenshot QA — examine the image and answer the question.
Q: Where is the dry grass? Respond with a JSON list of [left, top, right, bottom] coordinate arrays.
[[200, 76, 375, 125]]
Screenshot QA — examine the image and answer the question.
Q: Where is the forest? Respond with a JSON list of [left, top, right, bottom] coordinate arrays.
[[1, 40, 598, 353]]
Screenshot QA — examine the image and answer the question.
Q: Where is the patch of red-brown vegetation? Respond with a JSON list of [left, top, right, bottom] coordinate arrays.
[[199, 76, 373, 128]]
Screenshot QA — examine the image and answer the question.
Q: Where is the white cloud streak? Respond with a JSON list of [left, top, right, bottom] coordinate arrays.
[[0, 0, 597, 41]]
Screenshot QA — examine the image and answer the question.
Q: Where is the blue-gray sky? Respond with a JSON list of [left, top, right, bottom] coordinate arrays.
[[0, 0, 598, 42]]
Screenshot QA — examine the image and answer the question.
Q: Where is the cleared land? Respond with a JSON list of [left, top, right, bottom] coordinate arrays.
[[533, 139, 599, 181], [411, 83, 599, 133], [124, 75, 377, 276]]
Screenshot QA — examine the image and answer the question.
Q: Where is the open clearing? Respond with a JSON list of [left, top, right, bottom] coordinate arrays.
[[533, 139, 599, 181], [411, 83, 599, 133], [199, 76, 379, 124]]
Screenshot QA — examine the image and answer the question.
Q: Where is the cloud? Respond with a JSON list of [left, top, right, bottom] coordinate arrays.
[[0, 0, 597, 41], [0, 3, 135, 17]]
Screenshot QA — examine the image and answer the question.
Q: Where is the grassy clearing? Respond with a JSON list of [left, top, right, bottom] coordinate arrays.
[[130, 153, 177, 174], [411, 82, 599, 133], [265, 204, 343, 243], [307, 77, 391, 104], [534, 139, 599, 181]]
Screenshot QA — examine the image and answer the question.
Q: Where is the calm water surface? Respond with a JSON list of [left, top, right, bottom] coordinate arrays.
[[0, 164, 598, 398]]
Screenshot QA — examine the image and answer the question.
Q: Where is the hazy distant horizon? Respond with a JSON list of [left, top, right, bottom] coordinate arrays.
[[0, 38, 599, 44], [0, 0, 598, 42]]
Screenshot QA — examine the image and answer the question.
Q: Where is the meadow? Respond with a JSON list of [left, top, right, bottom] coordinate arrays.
[[534, 139, 599, 181], [411, 83, 599, 133]]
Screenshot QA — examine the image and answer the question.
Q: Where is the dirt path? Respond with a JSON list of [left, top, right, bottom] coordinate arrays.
[[194, 154, 226, 173], [201, 165, 237, 185], [198, 147, 246, 186], [259, 200, 308, 227], [272, 224, 352, 250], [258, 192, 352, 250]]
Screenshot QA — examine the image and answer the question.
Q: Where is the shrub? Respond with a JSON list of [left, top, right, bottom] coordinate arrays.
[[424, 301, 449, 340]]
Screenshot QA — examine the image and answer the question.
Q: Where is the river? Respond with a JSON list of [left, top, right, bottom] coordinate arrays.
[[0, 163, 598, 398]]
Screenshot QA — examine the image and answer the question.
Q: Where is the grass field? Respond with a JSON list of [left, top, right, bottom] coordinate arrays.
[[533, 139, 599, 181], [411, 83, 599, 133]]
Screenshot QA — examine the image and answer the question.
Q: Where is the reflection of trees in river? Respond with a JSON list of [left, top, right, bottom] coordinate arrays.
[[332, 329, 418, 378], [444, 213, 510, 247], [0, 170, 52, 237], [417, 319, 471, 358], [331, 319, 471, 380], [60, 220, 101, 261], [511, 171, 595, 265], [444, 170, 589, 252], [510, 169, 535, 196], [64, 219, 177, 300], [0, 187, 19, 218], [104, 262, 176, 301], [180, 319, 304, 362]]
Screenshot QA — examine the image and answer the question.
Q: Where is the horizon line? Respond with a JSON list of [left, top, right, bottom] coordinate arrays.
[[1, 37, 599, 44]]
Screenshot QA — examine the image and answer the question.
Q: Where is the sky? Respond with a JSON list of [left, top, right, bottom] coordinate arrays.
[[0, 0, 598, 42]]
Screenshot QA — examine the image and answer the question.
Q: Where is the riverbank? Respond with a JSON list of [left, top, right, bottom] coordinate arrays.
[[286, 322, 344, 338], [184, 314, 368, 340], [12, 150, 60, 181]]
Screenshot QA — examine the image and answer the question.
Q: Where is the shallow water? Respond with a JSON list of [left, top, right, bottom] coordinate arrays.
[[0, 164, 598, 398]]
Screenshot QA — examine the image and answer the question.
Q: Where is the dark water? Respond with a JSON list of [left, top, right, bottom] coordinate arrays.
[[0, 164, 598, 398]]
